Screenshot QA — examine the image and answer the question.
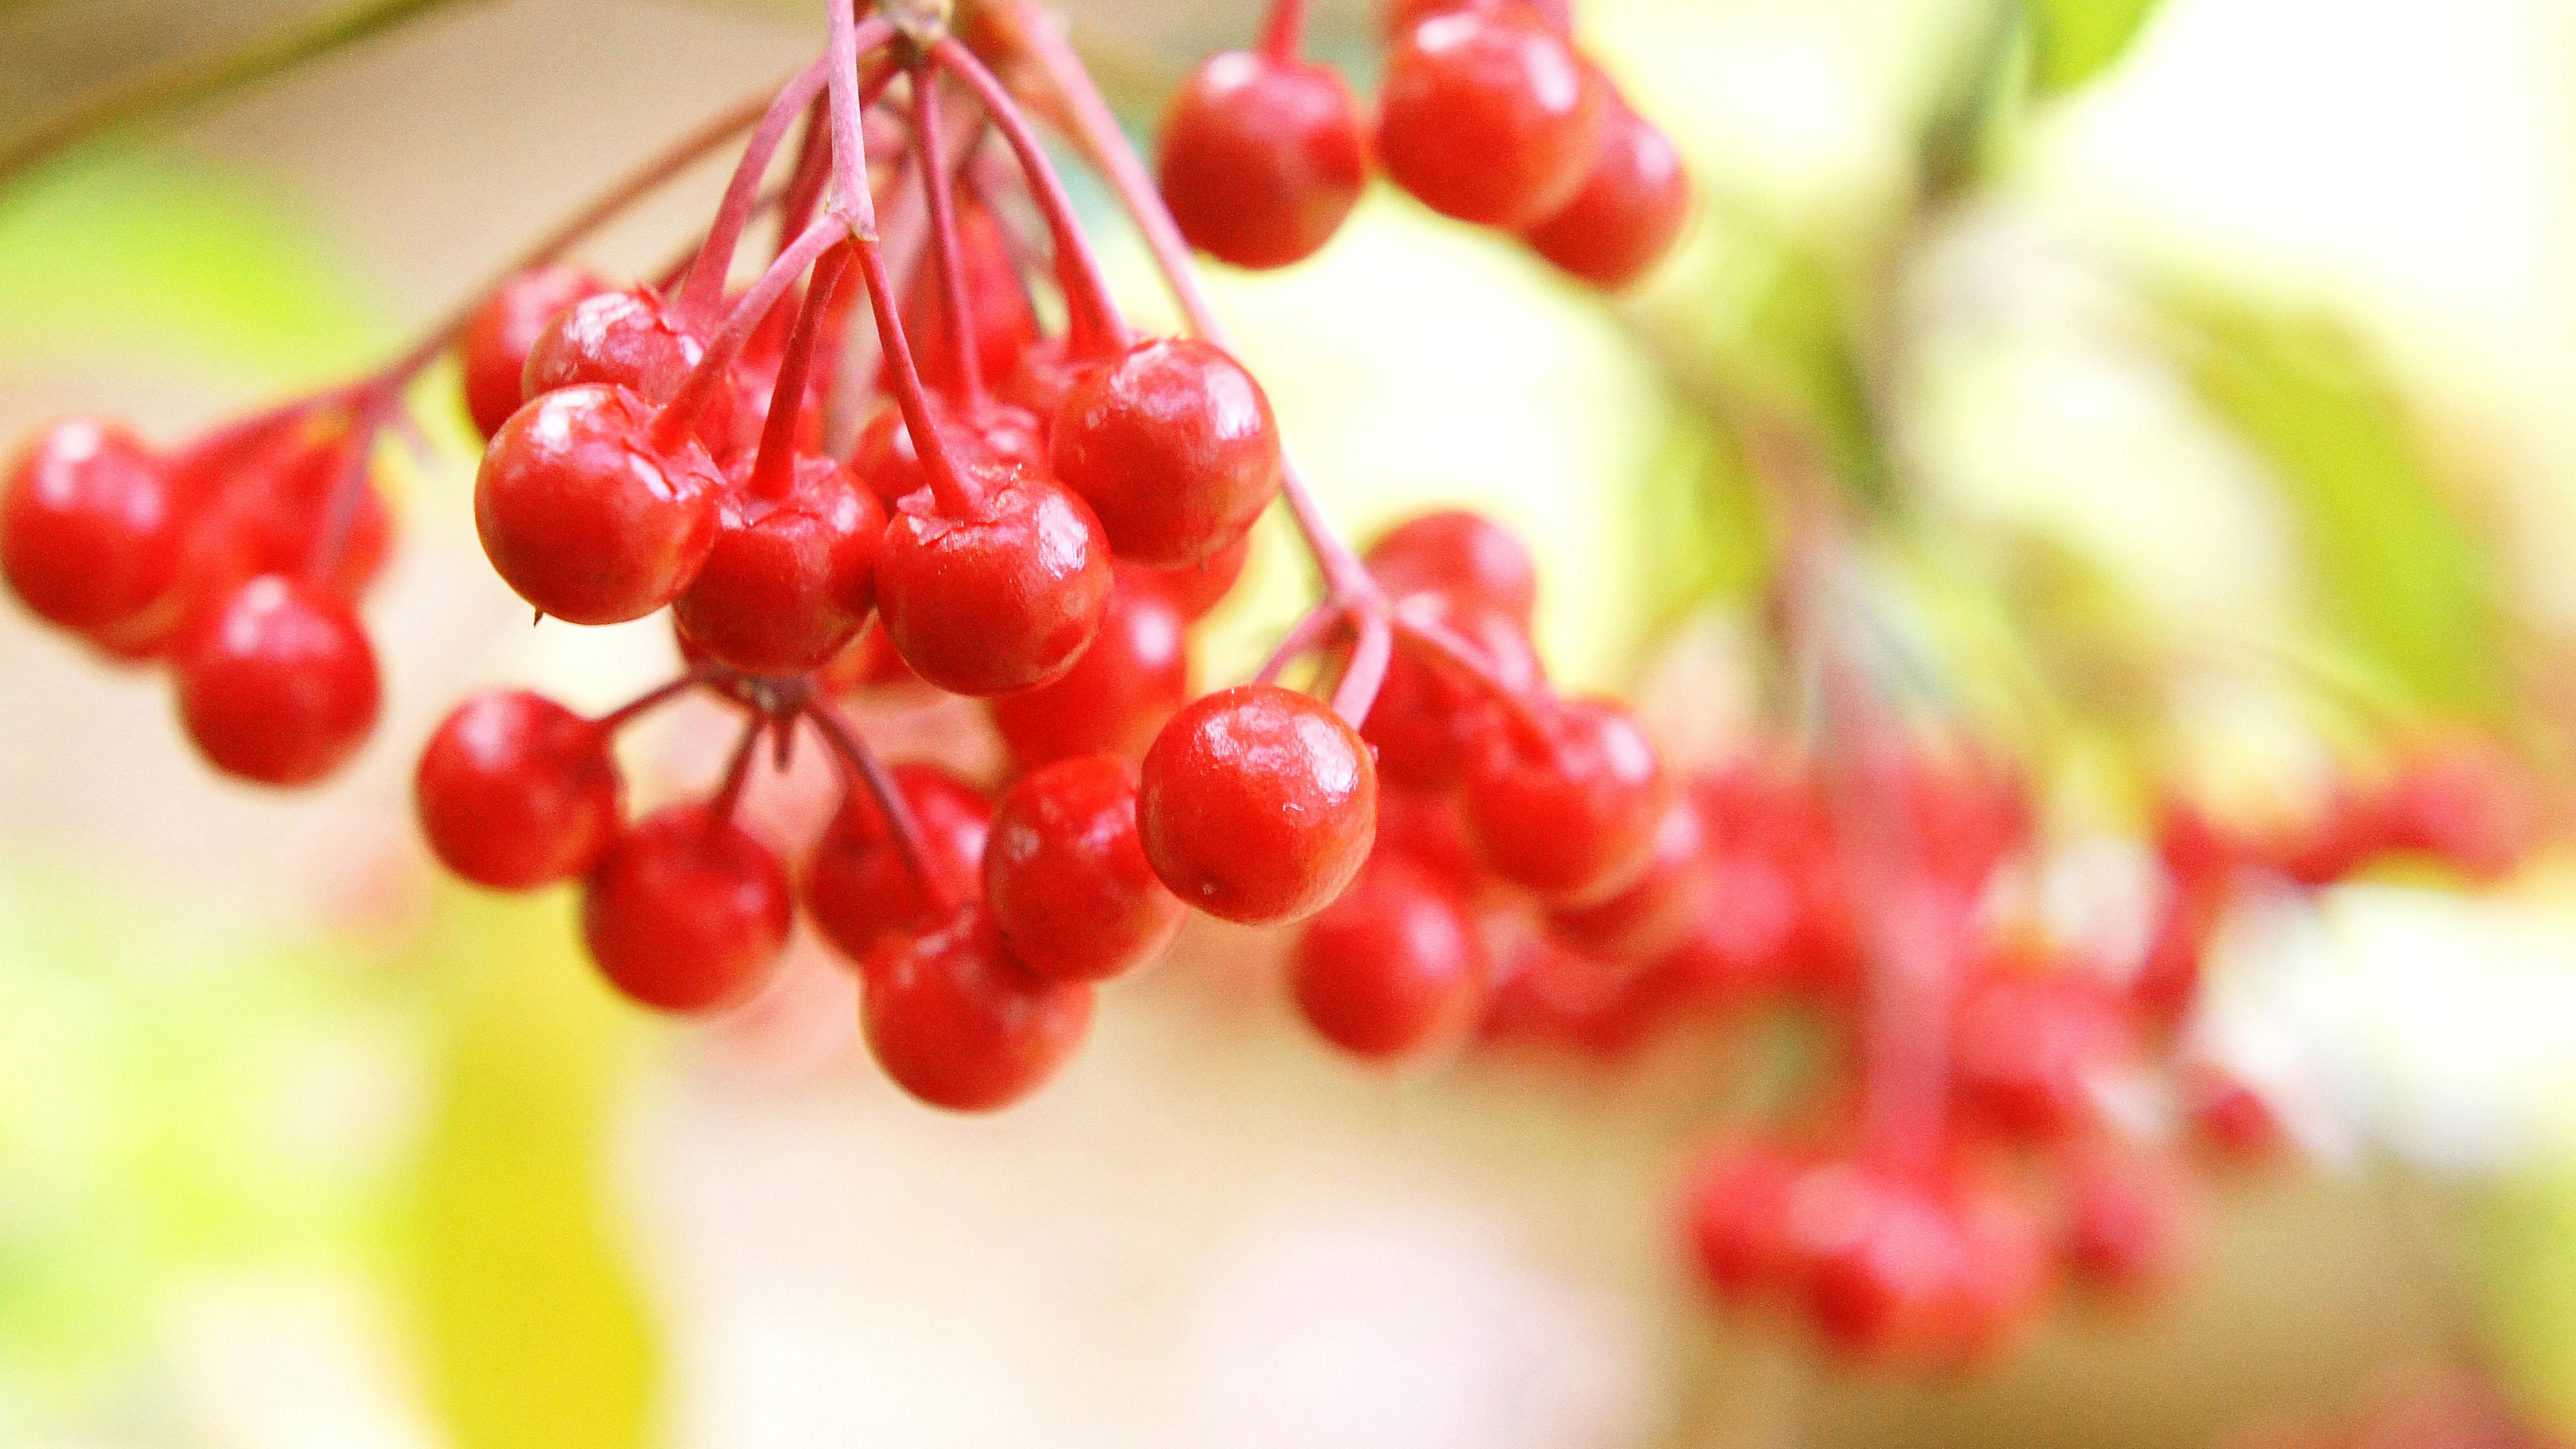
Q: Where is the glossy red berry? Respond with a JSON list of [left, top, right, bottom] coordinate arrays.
[[1546, 794, 1711, 965], [1365, 507, 1538, 623], [1376, 4, 1611, 228], [989, 572, 1190, 770], [1158, 51, 1368, 270], [458, 264, 608, 440], [1291, 852, 1488, 1063], [1782, 1164, 1977, 1364], [580, 804, 792, 1013], [1461, 696, 1670, 902], [983, 755, 1185, 983], [1140, 683, 1379, 924], [415, 689, 621, 890], [174, 574, 379, 787], [672, 453, 885, 676], [1364, 598, 1540, 790], [177, 413, 392, 611], [1519, 103, 1692, 288], [474, 384, 724, 625], [873, 464, 1114, 696], [1, 419, 192, 636], [1121, 529, 1253, 622], [850, 394, 1046, 509], [1050, 337, 1283, 569], [861, 904, 1095, 1112], [804, 763, 991, 963], [522, 284, 732, 447], [1681, 1140, 1803, 1301]]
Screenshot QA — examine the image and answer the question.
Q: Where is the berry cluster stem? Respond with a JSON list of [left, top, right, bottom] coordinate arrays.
[[908, 61, 987, 402], [808, 702, 958, 914], [1258, 0, 1311, 64], [748, 240, 855, 500], [653, 214, 853, 454], [677, 57, 832, 321]]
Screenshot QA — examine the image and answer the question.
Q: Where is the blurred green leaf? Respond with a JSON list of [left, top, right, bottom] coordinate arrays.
[[2023, 0, 2161, 95], [412, 892, 660, 1449], [2166, 292, 2505, 719]]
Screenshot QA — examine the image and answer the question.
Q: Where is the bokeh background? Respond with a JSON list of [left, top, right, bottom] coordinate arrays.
[[6, 0, 2576, 1446]]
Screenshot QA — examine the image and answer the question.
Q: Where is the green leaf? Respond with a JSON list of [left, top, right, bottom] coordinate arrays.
[[410, 891, 661, 1449], [2164, 290, 2506, 719], [2024, 0, 2162, 95]]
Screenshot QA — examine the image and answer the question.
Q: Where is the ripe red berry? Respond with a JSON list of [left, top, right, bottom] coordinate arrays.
[[1681, 1139, 1803, 1301], [1140, 683, 1379, 924], [178, 415, 392, 611], [523, 284, 732, 448], [1120, 529, 1253, 622], [1951, 965, 2134, 1142], [1158, 50, 1368, 270], [1365, 507, 1538, 623], [989, 572, 1190, 769], [474, 384, 724, 625], [415, 689, 621, 890], [2058, 1148, 2196, 1297], [580, 803, 792, 1013], [1376, 4, 1610, 228], [1546, 794, 1711, 964], [804, 763, 991, 963], [174, 574, 380, 787], [873, 464, 1114, 696], [1291, 852, 1488, 1062], [983, 755, 1185, 983], [1377, 0, 1568, 40], [672, 454, 885, 676], [861, 904, 1095, 1112], [1782, 1164, 1976, 1364], [1, 418, 193, 636], [1050, 337, 1283, 569], [1461, 696, 1670, 902], [1519, 103, 1692, 288], [458, 264, 608, 440], [998, 335, 1086, 421], [1364, 598, 1540, 790], [851, 394, 1046, 509]]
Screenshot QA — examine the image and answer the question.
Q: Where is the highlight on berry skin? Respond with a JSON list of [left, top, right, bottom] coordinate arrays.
[[6, 0, 2571, 1433]]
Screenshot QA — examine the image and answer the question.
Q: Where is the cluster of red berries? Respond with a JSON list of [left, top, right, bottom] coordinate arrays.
[[1158, 0, 1690, 287], [1, 397, 394, 786]]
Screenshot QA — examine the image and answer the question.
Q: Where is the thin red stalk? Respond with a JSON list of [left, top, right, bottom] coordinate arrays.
[[1391, 608, 1556, 743], [652, 215, 851, 453], [808, 703, 957, 914], [927, 36, 1129, 357], [1254, 600, 1345, 686], [987, 3, 1375, 602], [596, 668, 714, 733], [1330, 612, 1394, 726], [748, 241, 855, 499], [824, 4, 981, 515], [1260, 0, 1311, 64], [706, 716, 767, 828], [677, 56, 831, 321], [909, 61, 985, 402], [775, 93, 836, 255]]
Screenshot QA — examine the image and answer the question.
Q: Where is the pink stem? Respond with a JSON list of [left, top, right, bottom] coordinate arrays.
[[651, 214, 851, 454], [1255, 600, 1346, 686], [987, 4, 1376, 602], [910, 60, 985, 402], [928, 35, 1130, 358], [808, 702, 957, 914], [1391, 607, 1556, 745], [1330, 612, 1394, 727], [677, 57, 831, 321], [596, 668, 714, 733], [747, 241, 854, 500], [706, 716, 767, 828], [1260, 0, 1310, 63], [774, 93, 836, 256]]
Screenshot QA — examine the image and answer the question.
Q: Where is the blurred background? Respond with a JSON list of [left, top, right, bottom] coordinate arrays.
[[6, 0, 2576, 1446]]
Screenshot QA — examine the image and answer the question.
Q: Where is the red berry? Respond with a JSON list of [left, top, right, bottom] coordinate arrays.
[[1951, 963, 2134, 1142], [1378, 0, 1569, 40], [458, 264, 608, 440], [1376, 4, 1611, 228], [179, 413, 392, 608], [2382, 736, 2540, 882], [1365, 507, 1538, 623], [873, 464, 1114, 696], [861, 904, 1095, 1112], [1120, 529, 1253, 622], [1050, 337, 1283, 569], [804, 763, 991, 963], [2058, 1148, 2196, 1297], [581, 804, 792, 1013], [2185, 1068, 2288, 1164], [983, 755, 1185, 983], [1546, 794, 1711, 964], [998, 335, 1086, 420], [1521, 103, 1691, 289], [1681, 1140, 1803, 1301], [415, 689, 621, 890], [989, 571, 1190, 770], [1461, 696, 1669, 902], [672, 453, 885, 676], [2, 419, 192, 636], [174, 574, 379, 787], [1158, 50, 1368, 270], [523, 284, 731, 449], [1291, 852, 1488, 1062], [1363, 598, 1540, 790], [474, 384, 724, 625], [1140, 683, 1379, 924], [851, 394, 1046, 509], [1782, 1164, 1977, 1364], [1373, 786, 1486, 892]]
